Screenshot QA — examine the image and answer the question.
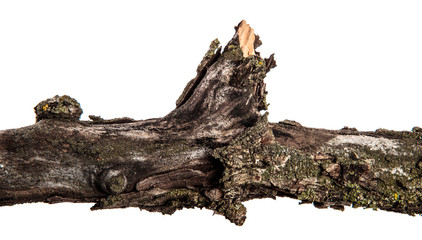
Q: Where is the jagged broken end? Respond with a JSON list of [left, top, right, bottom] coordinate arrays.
[[175, 20, 276, 114], [93, 20, 278, 226], [237, 20, 256, 58], [1, 20, 277, 227]]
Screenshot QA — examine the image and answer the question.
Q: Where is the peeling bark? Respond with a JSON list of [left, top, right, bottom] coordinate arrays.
[[0, 20, 421, 226]]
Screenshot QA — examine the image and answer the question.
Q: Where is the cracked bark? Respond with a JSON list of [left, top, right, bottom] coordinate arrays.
[[1, 20, 422, 226]]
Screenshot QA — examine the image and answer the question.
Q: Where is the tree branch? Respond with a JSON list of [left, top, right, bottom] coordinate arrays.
[[1, 20, 421, 226]]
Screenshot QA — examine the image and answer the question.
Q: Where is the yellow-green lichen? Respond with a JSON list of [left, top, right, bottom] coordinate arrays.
[[222, 45, 244, 61], [298, 188, 317, 202], [213, 113, 320, 202], [376, 128, 422, 141], [318, 134, 422, 213], [206, 38, 220, 57], [105, 174, 127, 195], [34, 95, 82, 122], [166, 189, 206, 207], [102, 195, 123, 207], [195, 38, 221, 73], [211, 200, 247, 226], [159, 189, 247, 226], [214, 111, 422, 215]]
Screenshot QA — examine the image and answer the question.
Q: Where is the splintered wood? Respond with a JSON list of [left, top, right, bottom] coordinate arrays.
[[237, 20, 255, 58]]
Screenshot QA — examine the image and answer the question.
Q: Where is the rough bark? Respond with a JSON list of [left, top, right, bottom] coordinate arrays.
[[1, 20, 421, 226]]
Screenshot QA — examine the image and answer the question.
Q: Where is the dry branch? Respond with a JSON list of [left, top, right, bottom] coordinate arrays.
[[1, 20, 422, 226]]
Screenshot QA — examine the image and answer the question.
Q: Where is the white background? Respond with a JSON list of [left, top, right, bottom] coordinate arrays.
[[1, 1, 421, 239]]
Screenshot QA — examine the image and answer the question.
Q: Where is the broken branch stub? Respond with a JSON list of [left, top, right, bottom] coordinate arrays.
[[1, 20, 422, 226]]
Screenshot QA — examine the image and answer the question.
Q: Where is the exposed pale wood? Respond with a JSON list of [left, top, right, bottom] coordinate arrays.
[[1, 21, 421, 226], [237, 20, 255, 58]]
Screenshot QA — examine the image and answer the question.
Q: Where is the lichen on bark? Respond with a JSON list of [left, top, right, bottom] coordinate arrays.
[[1, 20, 421, 226], [34, 95, 82, 122]]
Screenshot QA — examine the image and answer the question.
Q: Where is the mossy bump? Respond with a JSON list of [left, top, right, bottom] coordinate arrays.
[[34, 95, 82, 122]]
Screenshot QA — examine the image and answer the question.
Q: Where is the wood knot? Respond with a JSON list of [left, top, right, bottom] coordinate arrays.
[[204, 188, 223, 202], [34, 95, 82, 122], [99, 169, 127, 195]]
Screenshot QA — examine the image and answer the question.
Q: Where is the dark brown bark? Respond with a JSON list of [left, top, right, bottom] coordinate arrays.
[[1, 20, 421, 226]]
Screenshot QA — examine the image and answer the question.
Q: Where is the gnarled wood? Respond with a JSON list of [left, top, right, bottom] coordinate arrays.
[[1, 20, 421, 226]]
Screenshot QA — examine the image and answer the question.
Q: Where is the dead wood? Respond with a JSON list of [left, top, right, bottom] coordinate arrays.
[[1, 20, 421, 226]]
